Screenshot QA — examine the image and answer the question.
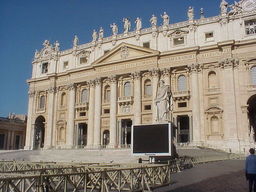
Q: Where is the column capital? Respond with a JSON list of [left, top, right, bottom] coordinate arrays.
[[28, 90, 35, 97], [162, 68, 170, 77], [47, 87, 57, 94], [109, 75, 117, 84], [68, 83, 76, 91], [89, 80, 95, 87], [131, 71, 141, 80], [151, 68, 160, 77], [188, 63, 201, 73], [95, 78, 101, 86], [219, 58, 239, 69]]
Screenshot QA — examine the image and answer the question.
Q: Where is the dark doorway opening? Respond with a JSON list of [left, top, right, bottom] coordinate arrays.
[[15, 135, 20, 149], [0, 134, 5, 149], [103, 130, 110, 146], [248, 95, 256, 142], [34, 116, 45, 150], [121, 119, 132, 147], [78, 123, 87, 147], [177, 115, 190, 143]]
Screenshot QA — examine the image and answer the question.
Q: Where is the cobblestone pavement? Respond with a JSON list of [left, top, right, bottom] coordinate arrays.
[[155, 160, 248, 192]]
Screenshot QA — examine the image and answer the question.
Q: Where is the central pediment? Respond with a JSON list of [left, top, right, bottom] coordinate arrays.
[[92, 42, 160, 66]]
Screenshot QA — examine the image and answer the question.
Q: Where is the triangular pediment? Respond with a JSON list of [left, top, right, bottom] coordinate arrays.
[[92, 42, 159, 65]]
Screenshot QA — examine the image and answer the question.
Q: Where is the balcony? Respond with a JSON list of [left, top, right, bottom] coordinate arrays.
[[118, 96, 134, 106], [173, 91, 190, 101], [75, 102, 89, 111]]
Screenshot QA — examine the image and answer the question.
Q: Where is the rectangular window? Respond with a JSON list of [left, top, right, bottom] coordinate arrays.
[[104, 109, 110, 114], [205, 32, 214, 41], [80, 57, 87, 64], [80, 112, 86, 116], [63, 61, 69, 69], [245, 19, 256, 35], [144, 105, 151, 110], [143, 42, 150, 48], [178, 102, 187, 108], [173, 37, 184, 45], [41, 63, 48, 74]]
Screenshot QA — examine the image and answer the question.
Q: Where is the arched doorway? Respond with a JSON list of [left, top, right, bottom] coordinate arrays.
[[248, 95, 256, 142], [34, 116, 45, 149]]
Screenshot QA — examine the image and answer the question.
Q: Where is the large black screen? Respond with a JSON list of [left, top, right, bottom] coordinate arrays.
[[132, 124, 170, 155]]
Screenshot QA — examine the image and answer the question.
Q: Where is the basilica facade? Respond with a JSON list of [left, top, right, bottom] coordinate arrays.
[[25, 0, 256, 152]]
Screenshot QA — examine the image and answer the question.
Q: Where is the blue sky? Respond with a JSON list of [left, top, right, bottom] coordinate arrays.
[[0, 0, 234, 117]]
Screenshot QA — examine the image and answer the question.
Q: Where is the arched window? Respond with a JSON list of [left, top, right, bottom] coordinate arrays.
[[81, 89, 89, 104], [210, 116, 219, 134], [39, 95, 45, 109], [177, 75, 187, 92], [60, 92, 66, 106], [251, 66, 256, 85], [124, 82, 131, 97], [104, 85, 111, 102], [144, 79, 152, 97], [208, 71, 217, 89]]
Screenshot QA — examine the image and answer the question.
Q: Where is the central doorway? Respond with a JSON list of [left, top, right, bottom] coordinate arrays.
[[34, 116, 45, 149], [121, 119, 132, 147], [177, 115, 190, 143], [78, 123, 87, 147]]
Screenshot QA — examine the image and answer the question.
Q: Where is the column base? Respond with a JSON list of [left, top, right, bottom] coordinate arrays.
[[65, 145, 75, 149], [107, 144, 117, 149], [24, 145, 32, 150]]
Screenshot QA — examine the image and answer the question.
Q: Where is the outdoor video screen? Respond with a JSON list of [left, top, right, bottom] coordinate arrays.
[[132, 124, 171, 155]]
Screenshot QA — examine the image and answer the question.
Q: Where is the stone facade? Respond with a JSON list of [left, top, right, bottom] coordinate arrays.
[[26, 0, 256, 152], [0, 114, 27, 150]]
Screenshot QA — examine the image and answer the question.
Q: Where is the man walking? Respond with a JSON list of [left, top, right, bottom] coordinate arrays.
[[246, 148, 256, 192]]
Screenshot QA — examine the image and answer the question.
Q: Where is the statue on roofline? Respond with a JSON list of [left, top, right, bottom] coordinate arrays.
[[161, 12, 169, 26], [150, 14, 157, 27], [110, 23, 118, 35], [135, 17, 142, 31], [123, 18, 131, 33]]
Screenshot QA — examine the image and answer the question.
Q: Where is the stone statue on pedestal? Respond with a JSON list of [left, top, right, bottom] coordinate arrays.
[[73, 35, 79, 47], [150, 14, 157, 27], [135, 17, 142, 31], [161, 12, 169, 26], [110, 23, 118, 35], [99, 27, 104, 40], [92, 30, 98, 42], [155, 80, 171, 123], [220, 0, 228, 16], [123, 18, 131, 33], [187, 6, 194, 21]]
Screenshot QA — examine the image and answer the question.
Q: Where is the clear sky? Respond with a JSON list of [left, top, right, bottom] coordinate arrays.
[[0, 0, 234, 117]]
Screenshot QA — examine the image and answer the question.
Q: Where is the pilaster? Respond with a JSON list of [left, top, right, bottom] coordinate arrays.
[[93, 78, 102, 148], [151, 69, 159, 123], [45, 87, 56, 149], [24, 90, 35, 150], [109, 76, 117, 148], [189, 63, 201, 144], [66, 84, 76, 148], [133, 72, 142, 125], [87, 80, 95, 148]]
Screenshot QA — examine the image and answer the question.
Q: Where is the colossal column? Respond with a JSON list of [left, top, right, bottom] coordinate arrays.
[[151, 69, 159, 123], [220, 59, 239, 147], [93, 78, 102, 148], [45, 87, 56, 149], [133, 72, 142, 125], [109, 76, 117, 148], [24, 91, 35, 150], [66, 84, 76, 148], [87, 81, 95, 148], [189, 63, 201, 144]]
